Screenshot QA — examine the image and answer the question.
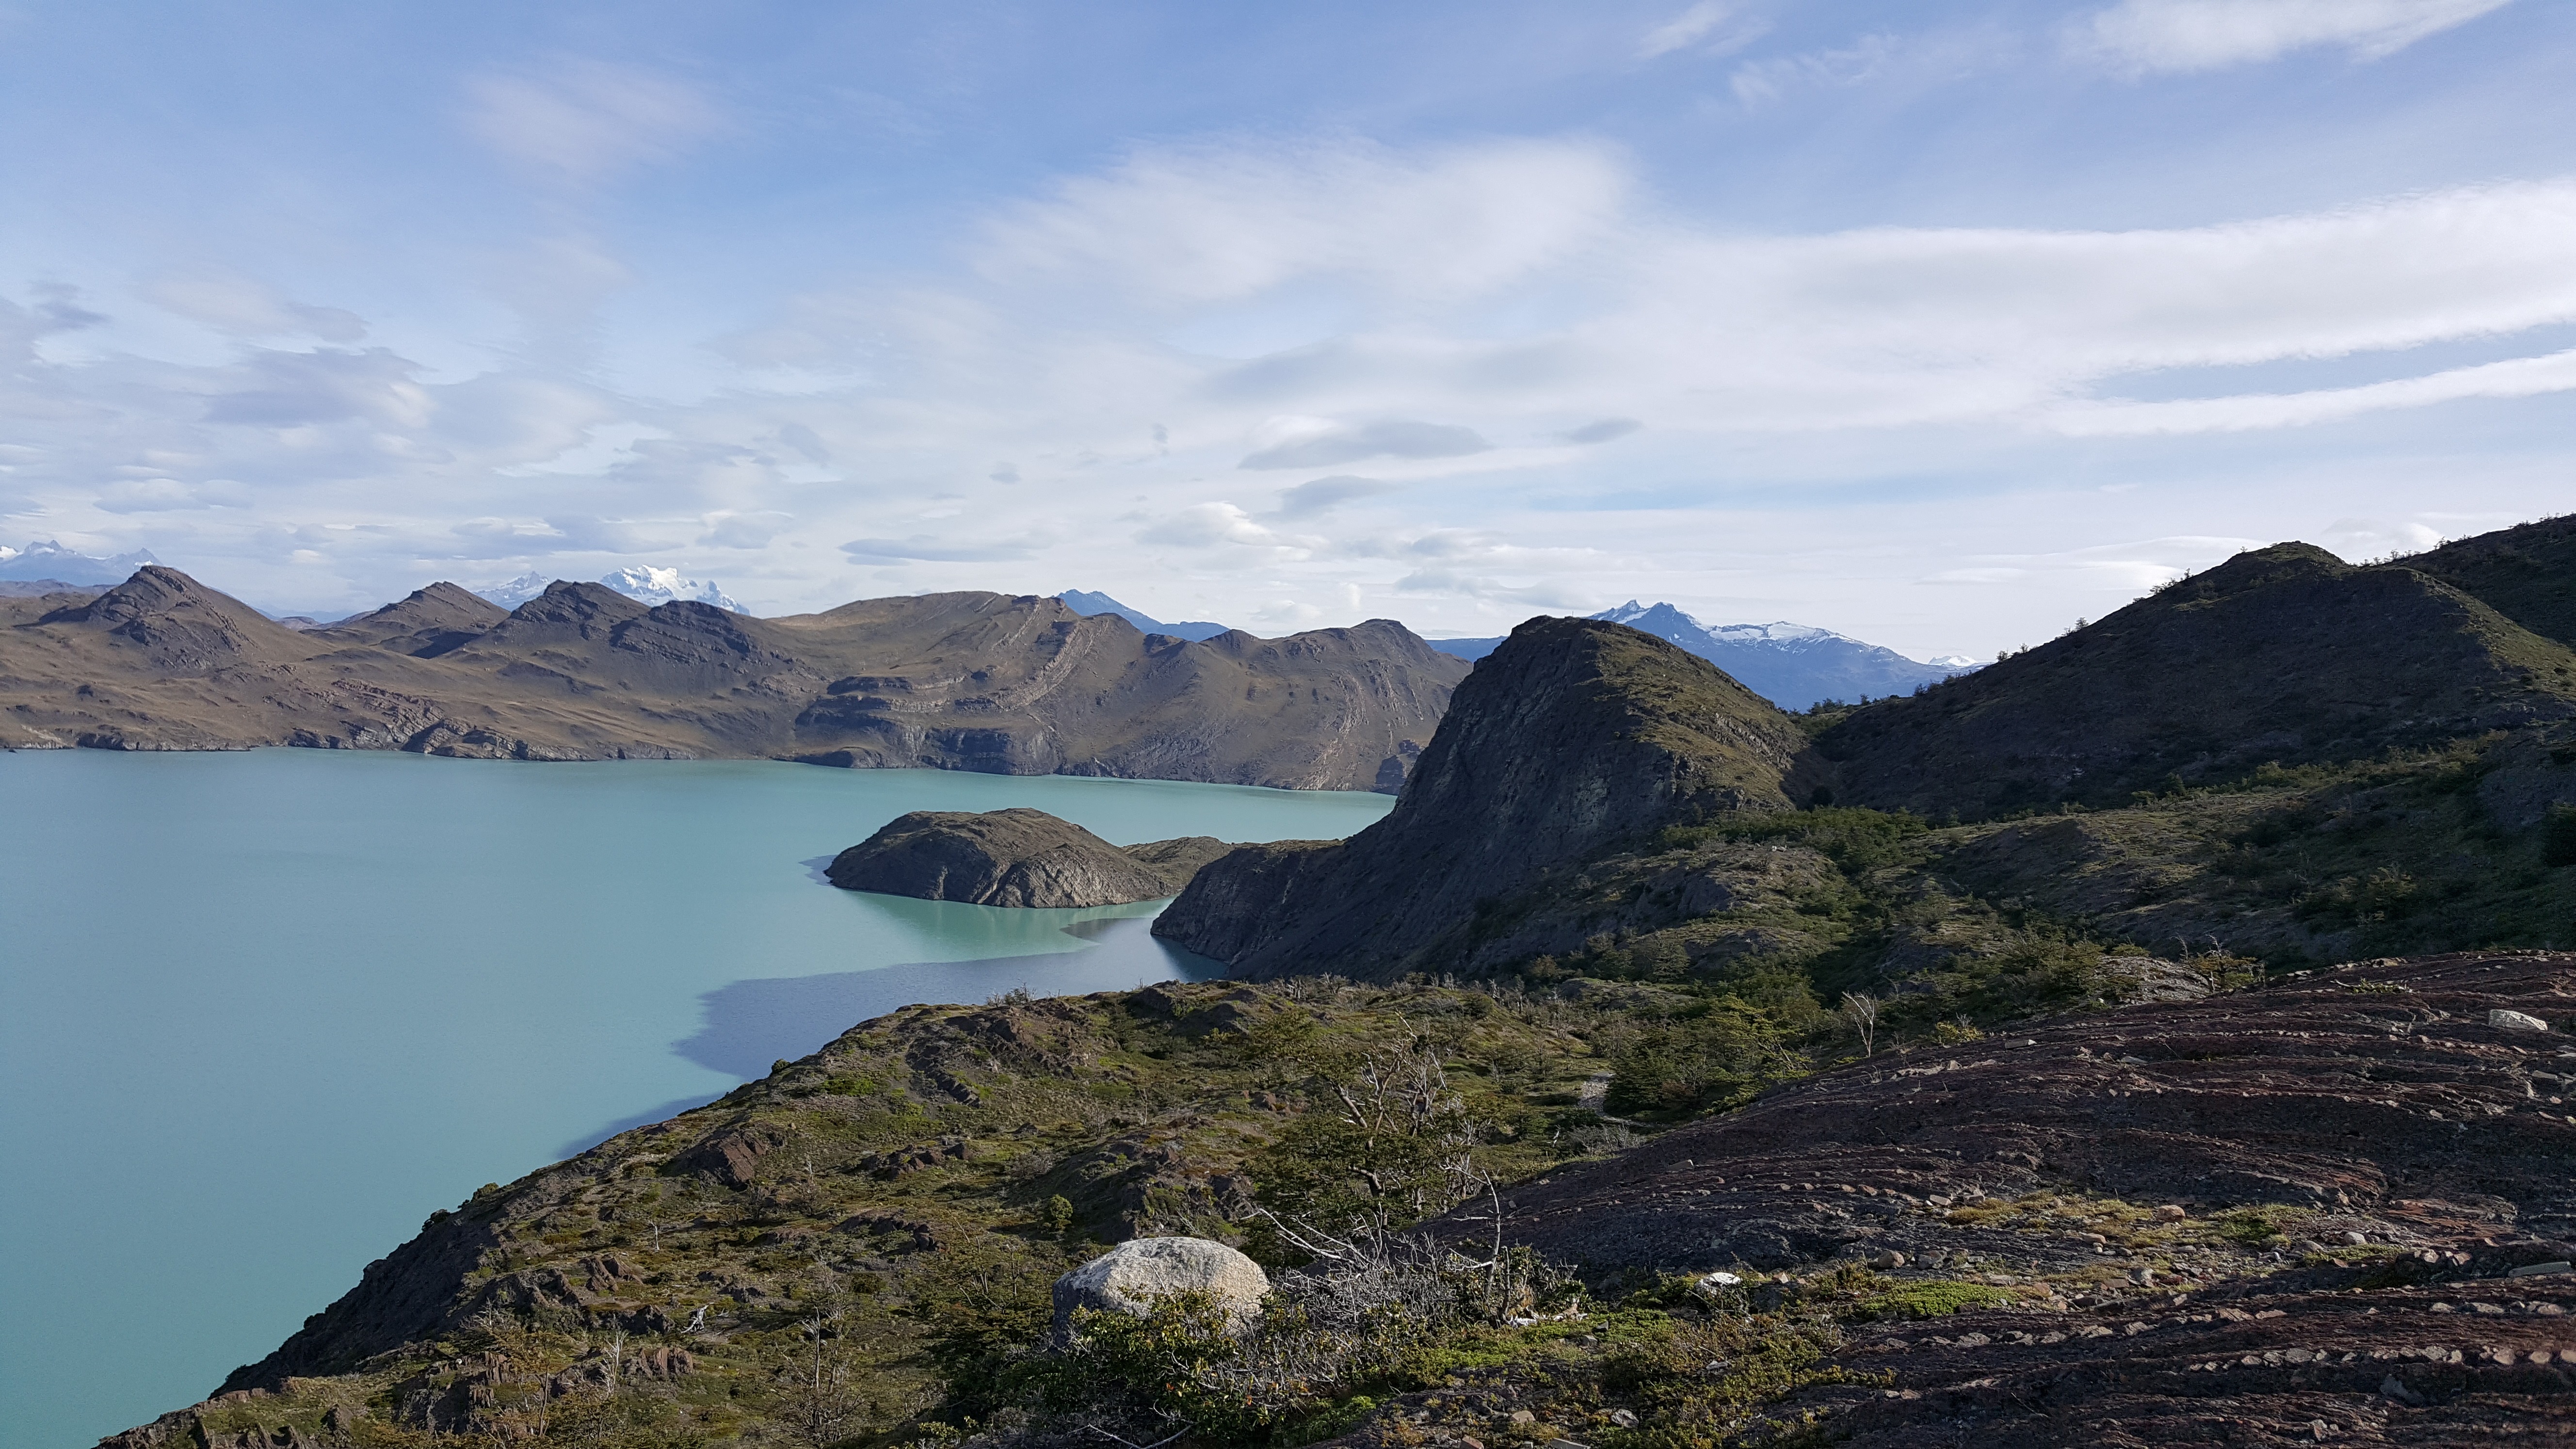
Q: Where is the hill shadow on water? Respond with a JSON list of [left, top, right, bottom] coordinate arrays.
[[556, 913, 1224, 1158]]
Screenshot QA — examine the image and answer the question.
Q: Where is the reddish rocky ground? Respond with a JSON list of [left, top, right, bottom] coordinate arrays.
[[1456, 950, 2576, 1444]]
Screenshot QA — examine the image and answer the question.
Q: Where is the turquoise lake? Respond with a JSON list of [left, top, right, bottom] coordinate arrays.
[[0, 748, 1393, 1447]]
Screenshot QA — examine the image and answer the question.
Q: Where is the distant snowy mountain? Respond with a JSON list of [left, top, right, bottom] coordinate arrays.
[[475, 567, 747, 614], [1428, 601, 1979, 711], [0, 539, 159, 585], [1059, 589, 1231, 642], [599, 566, 747, 613], [474, 572, 553, 609]]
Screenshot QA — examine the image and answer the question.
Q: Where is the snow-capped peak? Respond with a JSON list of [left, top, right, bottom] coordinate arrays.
[[473, 572, 553, 609], [1928, 654, 1981, 669], [1705, 621, 1841, 645], [1591, 602, 1853, 649], [600, 565, 747, 613]]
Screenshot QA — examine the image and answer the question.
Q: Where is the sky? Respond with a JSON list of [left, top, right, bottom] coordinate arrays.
[[2, 0, 2570, 660]]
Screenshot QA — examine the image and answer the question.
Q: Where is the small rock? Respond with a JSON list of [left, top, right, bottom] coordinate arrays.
[[1607, 1409, 1639, 1428], [2381, 1374, 2427, 1406], [1870, 1249, 1908, 1269], [2130, 1268, 2157, 1287], [2489, 1009, 2550, 1033], [2343, 1232, 2367, 1245], [2507, 1261, 2574, 1278], [1546, 1440, 1590, 1449], [2155, 1205, 2188, 1221], [1511, 1410, 1537, 1425]]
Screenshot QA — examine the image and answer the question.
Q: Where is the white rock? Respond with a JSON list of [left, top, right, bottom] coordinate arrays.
[[1051, 1236, 1270, 1338], [2490, 1009, 2550, 1033]]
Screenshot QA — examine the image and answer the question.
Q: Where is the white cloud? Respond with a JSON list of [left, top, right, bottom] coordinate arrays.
[[1915, 535, 2263, 591], [982, 137, 1629, 306], [464, 61, 722, 186], [839, 534, 1044, 563], [2075, 0, 2514, 74], [146, 272, 365, 343], [2045, 347, 2576, 435], [2318, 517, 2446, 561], [1237, 419, 1490, 469], [1137, 503, 1321, 558], [1639, 2, 1771, 60], [1270, 476, 1398, 519], [1730, 32, 1905, 106]]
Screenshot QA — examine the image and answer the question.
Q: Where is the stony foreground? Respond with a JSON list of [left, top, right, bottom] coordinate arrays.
[[1403, 950, 2576, 1445]]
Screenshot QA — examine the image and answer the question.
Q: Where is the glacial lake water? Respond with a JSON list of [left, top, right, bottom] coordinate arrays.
[[0, 748, 1393, 1447]]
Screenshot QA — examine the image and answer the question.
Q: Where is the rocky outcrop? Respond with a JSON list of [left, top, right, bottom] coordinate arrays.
[[1154, 616, 1809, 980], [1449, 950, 2576, 1445], [1052, 1236, 1271, 1337], [0, 574, 1466, 790], [825, 808, 1229, 907]]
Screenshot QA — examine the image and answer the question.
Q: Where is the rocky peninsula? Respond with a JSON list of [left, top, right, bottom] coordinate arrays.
[[824, 807, 1238, 907]]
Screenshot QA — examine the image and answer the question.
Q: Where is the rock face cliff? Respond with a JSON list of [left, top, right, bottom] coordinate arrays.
[[824, 808, 1230, 907], [1812, 542, 2576, 821], [0, 572, 1466, 791], [1153, 616, 1809, 980]]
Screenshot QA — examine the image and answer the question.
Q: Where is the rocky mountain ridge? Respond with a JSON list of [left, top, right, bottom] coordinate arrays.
[[0, 567, 1466, 791], [1163, 519, 2576, 984]]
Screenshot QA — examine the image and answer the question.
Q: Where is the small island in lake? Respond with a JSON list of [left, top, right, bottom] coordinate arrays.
[[824, 807, 1242, 907]]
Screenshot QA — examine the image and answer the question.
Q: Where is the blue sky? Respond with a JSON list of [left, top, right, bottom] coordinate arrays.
[[2, 0, 2569, 659]]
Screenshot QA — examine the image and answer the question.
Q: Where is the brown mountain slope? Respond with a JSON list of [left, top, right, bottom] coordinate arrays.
[[1812, 543, 2576, 820], [311, 581, 509, 656], [0, 571, 1467, 790], [1153, 616, 1810, 978], [2406, 511, 2576, 650]]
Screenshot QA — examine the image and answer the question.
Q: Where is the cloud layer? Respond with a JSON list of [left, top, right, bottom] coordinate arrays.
[[1, 2, 2566, 660]]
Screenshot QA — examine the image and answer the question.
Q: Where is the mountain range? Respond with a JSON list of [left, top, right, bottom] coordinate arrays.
[[0, 571, 1463, 791], [0, 539, 160, 587], [1427, 600, 1973, 710]]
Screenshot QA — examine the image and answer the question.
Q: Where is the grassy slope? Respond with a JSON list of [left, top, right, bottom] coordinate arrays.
[[1809, 544, 2576, 820], [172, 982, 1653, 1445]]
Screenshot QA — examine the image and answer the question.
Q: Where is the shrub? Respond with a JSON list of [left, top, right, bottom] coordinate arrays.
[[1851, 1281, 2017, 1322]]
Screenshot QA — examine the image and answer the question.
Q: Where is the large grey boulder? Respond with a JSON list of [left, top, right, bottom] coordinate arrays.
[[1051, 1236, 1270, 1338]]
